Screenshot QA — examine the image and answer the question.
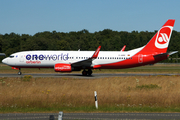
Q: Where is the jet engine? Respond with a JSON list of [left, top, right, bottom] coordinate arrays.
[[54, 63, 72, 72]]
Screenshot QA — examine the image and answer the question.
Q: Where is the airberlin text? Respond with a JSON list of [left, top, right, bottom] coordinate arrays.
[[26, 53, 69, 64], [26, 61, 41, 64]]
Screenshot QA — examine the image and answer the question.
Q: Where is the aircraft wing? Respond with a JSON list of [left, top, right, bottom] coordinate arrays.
[[71, 46, 101, 68]]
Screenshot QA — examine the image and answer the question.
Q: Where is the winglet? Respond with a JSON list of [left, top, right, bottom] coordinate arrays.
[[120, 45, 126, 51], [91, 46, 101, 59]]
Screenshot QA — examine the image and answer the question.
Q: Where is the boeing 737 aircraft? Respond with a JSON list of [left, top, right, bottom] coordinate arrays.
[[2, 19, 177, 75]]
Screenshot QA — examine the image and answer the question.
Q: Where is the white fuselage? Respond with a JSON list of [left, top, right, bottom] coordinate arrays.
[[2, 46, 143, 68]]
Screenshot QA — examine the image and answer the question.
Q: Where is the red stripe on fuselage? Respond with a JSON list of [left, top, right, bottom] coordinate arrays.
[[98, 54, 168, 69]]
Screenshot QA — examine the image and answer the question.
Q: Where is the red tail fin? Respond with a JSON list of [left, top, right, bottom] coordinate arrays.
[[139, 19, 175, 54]]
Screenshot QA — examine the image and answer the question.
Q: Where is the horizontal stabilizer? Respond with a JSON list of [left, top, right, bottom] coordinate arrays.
[[168, 51, 178, 55], [0, 53, 6, 56], [153, 51, 178, 59]]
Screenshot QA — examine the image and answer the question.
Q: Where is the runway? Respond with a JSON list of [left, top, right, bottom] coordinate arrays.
[[1, 113, 180, 119], [0, 73, 179, 78]]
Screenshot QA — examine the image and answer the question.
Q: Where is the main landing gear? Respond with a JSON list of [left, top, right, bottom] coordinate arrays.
[[18, 68, 22, 75], [82, 69, 92, 76]]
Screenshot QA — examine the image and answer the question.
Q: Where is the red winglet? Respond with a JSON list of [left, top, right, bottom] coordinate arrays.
[[121, 45, 126, 51], [91, 46, 101, 59]]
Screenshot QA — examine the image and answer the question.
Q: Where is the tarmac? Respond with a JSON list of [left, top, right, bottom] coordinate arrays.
[[0, 73, 179, 79], [1, 113, 180, 119]]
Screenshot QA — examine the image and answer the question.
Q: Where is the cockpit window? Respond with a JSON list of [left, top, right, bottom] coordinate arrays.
[[9, 55, 14, 58]]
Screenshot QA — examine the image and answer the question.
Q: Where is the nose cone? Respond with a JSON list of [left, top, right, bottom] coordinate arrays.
[[2, 58, 7, 64]]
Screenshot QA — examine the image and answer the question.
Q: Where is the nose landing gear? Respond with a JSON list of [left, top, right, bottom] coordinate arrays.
[[18, 68, 22, 75]]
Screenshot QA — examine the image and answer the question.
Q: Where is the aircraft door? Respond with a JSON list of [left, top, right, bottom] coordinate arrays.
[[138, 54, 143, 63], [19, 54, 24, 62]]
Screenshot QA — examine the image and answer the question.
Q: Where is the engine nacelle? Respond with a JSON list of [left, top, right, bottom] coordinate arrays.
[[54, 63, 72, 72]]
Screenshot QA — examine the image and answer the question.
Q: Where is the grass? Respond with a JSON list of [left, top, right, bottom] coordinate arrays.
[[136, 84, 161, 90], [1, 75, 180, 113]]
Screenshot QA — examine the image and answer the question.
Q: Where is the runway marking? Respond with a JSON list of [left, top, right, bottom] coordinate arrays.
[[1, 113, 180, 119]]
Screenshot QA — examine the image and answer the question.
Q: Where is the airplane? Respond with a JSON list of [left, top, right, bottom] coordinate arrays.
[[2, 19, 177, 76]]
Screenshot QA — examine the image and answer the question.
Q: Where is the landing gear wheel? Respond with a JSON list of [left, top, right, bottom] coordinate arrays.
[[18, 71, 22, 75], [87, 69, 92, 76], [82, 70, 87, 76], [18, 68, 22, 75]]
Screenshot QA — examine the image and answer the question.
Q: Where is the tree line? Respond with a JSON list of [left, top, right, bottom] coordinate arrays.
[[0, 29, 180, 62]]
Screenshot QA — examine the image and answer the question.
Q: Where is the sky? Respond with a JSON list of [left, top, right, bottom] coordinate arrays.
[[0, 0, 180, 35]]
